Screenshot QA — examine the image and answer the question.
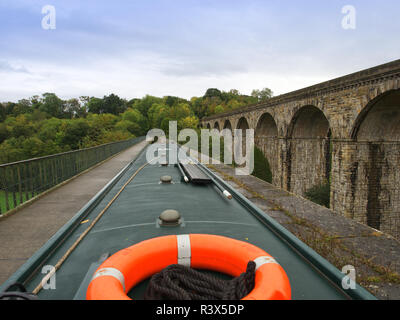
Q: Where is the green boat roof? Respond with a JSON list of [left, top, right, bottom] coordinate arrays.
[[0, 143, 376, 300]]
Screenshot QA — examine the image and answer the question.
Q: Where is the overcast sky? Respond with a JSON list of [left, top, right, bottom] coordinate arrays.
[[0, 0, 399, 102]]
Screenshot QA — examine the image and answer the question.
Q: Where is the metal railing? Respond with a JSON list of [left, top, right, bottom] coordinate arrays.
[[0, 136, 145, 215]]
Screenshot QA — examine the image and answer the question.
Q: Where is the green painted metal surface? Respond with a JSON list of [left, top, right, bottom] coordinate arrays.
[[0, 143, 376, 300]]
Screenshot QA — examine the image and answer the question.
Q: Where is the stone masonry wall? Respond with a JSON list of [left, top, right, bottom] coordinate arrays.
[[287, 138, 329, 196], [332, 141, 400, 238], [201, 60, 400, 239]]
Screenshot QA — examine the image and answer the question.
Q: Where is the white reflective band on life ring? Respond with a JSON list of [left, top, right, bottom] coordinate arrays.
[[177, 234, 191, 267], [91, 267, 126, 292], [253, 256, 279, 271]]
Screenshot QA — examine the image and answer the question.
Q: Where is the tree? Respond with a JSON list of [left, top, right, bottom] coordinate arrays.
[[78, 96, 90, 117], [64, 98, 82, 118], [87, 97, 104, 114], [102, 94, 127, 115], [30, 95, 42, 110], [226, 99, 241, 110], [10, 115, 34, 138], [0, 103, 6, 122], [165, 96, 178, 107], [121, 108, 148, 135], [147, 103, 167, 129], [4, 102, 17, 116], [228, 89, 240, 96], [58, 119, 90, 149], [115, 120, 140, 136], [38, 118, 63, 142], [0, 123, 9, 143], [204, 88, 222, 99], [14, 99, 32, 115], [251, 88, 273, 102], [133, 95, 163, 118], [39, 93, 65, 118], [178, 116, 198, 130], [0, 138, 25, 164], [214, 105, 225, 114]]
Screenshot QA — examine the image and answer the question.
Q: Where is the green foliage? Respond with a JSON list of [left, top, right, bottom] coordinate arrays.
[[192, 88, 260, 117], [0, 104, 6, 122], [39, 93, 65, 118], [87, 94, 127, 115], [0, 138, 25, 163], [121, 108, 148, 135], [214, 105, 225, 114], [178, 116, 199, 131], [0, 86, 272, 165], [58, 119, 90, 149], [102, 94, 127, 115], [37, 118, 63, 141], [133, 95, 163, 118], [252, 146, 272, 183], [87, 97, 104, 114], [251, 88, 273, 102], [305, 182, 331, 208], [0, 123, 10, 143], [204, 88, 222, 99], [10, 115, 35, 138]]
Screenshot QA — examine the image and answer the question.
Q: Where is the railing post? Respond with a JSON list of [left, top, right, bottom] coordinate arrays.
[[11, 166, 17, 208], [17, 165, 23, 205]]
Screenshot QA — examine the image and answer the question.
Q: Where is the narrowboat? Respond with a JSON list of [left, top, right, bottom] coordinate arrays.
[[0, 141, 376, 300]]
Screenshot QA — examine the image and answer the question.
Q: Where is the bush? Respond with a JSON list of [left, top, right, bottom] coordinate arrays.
[[305, 182, 330, 208], [252, 146, 272, 183]]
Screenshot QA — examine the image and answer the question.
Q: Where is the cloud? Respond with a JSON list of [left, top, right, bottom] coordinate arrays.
[[159, 57, 249, 77], [0, 61, 30, 74], [0, 0, 399, 102]]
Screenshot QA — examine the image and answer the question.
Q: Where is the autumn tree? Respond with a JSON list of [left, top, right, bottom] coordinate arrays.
[[251, 88, 273, 102]]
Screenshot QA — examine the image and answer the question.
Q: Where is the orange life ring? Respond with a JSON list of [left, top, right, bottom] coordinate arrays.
[[86, 234, 291, 300]]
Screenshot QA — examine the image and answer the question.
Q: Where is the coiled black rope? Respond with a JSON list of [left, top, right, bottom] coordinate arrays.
[[144, 261, 256, 300], [0, 283, 38, 300]]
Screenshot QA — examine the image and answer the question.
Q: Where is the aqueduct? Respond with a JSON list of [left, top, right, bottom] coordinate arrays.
[[201, 59, 400, 240]]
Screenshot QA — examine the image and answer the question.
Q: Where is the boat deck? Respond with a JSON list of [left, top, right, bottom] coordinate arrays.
[[1, 143, 376, 300]]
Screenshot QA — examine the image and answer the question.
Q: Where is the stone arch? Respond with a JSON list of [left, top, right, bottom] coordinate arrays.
[[214, 121, 220, 131], [235, 117, 250, 158], [223, 119, 232, 131], [286, 105, 331, 197], [255, 113, 278, 138], [351, 89, 400, 141], [288, 105, 330, 139], [206, 123, 211, 130], [254, 113, 279, 185], [236, 117, 250, 130], [347, 89, 400, 237]]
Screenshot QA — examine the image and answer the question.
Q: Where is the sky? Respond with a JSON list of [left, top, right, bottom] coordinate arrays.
[[0, 0, 399, 102]]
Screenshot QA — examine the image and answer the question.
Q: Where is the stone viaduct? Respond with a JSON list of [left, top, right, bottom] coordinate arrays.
[[200, 59, 400, 240]]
